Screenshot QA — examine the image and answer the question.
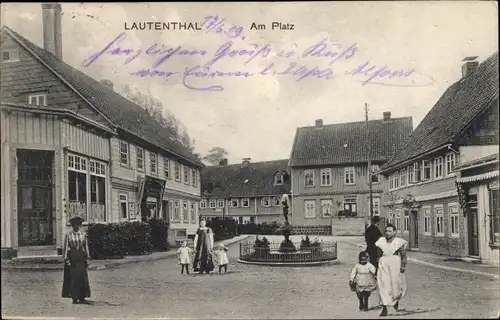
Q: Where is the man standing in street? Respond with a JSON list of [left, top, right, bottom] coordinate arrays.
[[365, 216, 383, 269]]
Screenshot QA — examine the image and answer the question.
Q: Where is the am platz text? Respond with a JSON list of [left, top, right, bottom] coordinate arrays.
[[250, 22, 294, 31]]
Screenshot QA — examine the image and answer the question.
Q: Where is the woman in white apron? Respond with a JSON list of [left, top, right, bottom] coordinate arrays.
[[376, 223, 408, 317]]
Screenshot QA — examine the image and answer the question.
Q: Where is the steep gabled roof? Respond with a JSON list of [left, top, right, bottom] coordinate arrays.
[[2, 26, 204, 167], [201, 159, 291, 198], [289, 117, 413, 167], [381, 52, 499, 172]]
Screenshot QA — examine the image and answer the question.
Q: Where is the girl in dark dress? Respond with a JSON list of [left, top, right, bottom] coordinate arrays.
[[61, 216, 92, 304], [192, 218, 215, 275]]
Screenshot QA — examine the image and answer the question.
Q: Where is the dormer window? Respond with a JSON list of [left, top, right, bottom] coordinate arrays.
[[28, 93, 47, 107], [1, 48, 19, 63], [274, 173, 284, 185]]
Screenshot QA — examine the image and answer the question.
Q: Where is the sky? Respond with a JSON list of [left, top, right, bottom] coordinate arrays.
[[1, 2, 498, 164]]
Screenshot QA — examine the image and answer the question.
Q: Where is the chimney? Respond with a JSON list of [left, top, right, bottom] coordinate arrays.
[[219, 158, 228, 166], [42, 3, 63, 60], [100, 79, 114, 90], [461, 56, 479, 78], [315, 119, 323, 127], [383, 112, 391, 121], [242, 158, 251, 168]]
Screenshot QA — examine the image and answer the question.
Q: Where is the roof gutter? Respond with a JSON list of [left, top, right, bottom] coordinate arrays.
[[378, 143, 452, 175], [1, 103, 116, 134]]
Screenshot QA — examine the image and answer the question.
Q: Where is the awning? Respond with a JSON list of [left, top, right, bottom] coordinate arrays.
[[457, 171, 499, 183]]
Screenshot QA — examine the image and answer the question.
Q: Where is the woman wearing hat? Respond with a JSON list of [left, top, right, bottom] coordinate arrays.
[[61, 216, 92, 304]]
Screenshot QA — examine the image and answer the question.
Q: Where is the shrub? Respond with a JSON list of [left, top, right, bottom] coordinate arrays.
[[149, 218, 170, 252], [87, 223, 126, 260], [121, 221, 153, 256], [238, 221, 282, 235]]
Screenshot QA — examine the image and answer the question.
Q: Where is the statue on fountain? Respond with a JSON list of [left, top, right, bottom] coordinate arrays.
[[279, 194, 296, 253]]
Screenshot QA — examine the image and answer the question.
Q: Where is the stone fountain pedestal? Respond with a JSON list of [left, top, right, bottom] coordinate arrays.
[[278, 222, 297, 253]]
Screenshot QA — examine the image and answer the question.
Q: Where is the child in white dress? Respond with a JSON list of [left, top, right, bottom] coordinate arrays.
[[177, 241, 193, 275], [214, 243, 229, 273], [350, 251, 377, 311]]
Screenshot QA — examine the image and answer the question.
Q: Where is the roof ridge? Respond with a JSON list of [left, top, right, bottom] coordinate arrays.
[[297, 116, 412, 130], [205, 159, 290, 168]]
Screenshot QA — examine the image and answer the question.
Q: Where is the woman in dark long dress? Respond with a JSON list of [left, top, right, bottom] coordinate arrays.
[[192, 218, 214, 275], [61, 216, 92, 304]]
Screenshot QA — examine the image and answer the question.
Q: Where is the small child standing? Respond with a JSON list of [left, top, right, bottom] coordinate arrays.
[[214, 243, 229, 274], [176, 241, 193, 275], [349, 251, 377, 311]]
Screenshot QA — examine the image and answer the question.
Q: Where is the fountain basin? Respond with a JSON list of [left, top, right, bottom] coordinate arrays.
[[238, 240, 338, 266]]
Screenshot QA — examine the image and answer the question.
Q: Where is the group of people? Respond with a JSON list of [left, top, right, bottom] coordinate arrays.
[[60, 217, 229, 305], [350, 216, 408, 317], [176, 218, 229, 275]]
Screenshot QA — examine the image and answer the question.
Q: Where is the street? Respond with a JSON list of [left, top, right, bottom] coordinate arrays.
[[2, 238, 499, 319]]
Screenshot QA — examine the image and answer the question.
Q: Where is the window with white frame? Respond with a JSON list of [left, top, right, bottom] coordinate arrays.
[[321, 199, 333, 217], [120, 142, 129, 166], [191, 168, 197, 187], [274, 173, 284, 185], [321, 168, 332, 186], [372, 197, 381, 216], [190, 202, 196, 222], [149, 152, 157, 174], [400, 167, 407, 187], [136, 147, 144, 171], [305, 200, 316, 218], [67, 154, 107, 222], [445, 153, 457, 176], [449, 204, 459, 237], [388, 210, 394, 224], [119, 194, 128, 219], [164, 158, 170, 179], [174, 162, 181, 181], [273, 196, 281, 206], [411, 162, 421, 183], [2, 48, 19, 62], [423, 206, 431, 235], [28, 93, 47, 107], [434, 157, 443, 179], [344, 167, 355, 185], [304, 170, 314, 187], [371, 164, 380, 183], [200, 199, 207, 209], [343, 196, 357, 214], [183, 165, 189, 184], [394, 170, 400, 188], [230, 199, 239, 208], [241, 198, 250, 208], [403, 210, 409, 232], [435, 206, 444, 236], [422, 160, 432, 181], [217, 198, 225, 208], [209, 199, 216, 209], [406, 165, 415, 184], [261, 197, 271, 207], [389, 174, 395, 190], [395, 210, 401, 231], [182, 201, 188, 221], [173, 200, 180, 221]]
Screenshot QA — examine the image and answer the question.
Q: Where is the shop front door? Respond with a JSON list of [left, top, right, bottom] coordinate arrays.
[[17, 150, 54, 247], [467, 208, 480, 256]]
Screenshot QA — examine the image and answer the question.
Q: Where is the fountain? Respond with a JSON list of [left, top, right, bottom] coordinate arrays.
[[238, 193, 338, 266]]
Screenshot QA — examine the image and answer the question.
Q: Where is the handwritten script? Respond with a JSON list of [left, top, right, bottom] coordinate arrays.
[[82, 15, 435, 92]]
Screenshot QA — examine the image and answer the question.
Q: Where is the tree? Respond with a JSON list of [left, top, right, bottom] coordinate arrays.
[[202, 147, 229, 165], [121, 85, 195, 152]]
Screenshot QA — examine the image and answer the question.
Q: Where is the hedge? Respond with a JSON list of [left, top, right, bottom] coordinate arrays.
[[207, 218, 238, 241], [237, 221, 282, 235], [87, 219, 170, 260]]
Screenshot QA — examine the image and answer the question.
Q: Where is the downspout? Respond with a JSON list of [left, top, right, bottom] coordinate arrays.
[[254, 197, 257, 224]]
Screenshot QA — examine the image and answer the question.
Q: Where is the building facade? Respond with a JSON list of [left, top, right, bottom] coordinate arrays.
[[289, 114, 413, 228], [0, 4, 203, 258], [379, 53, 499, 260], [200, 159, 291, 224]]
